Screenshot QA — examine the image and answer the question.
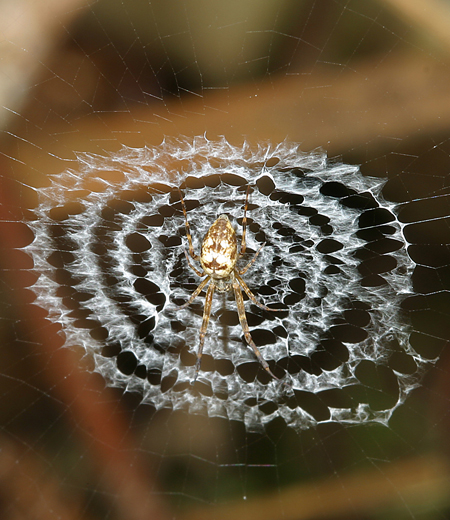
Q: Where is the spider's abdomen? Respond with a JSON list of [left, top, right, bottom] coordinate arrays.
[[200, 214, 237, 279]]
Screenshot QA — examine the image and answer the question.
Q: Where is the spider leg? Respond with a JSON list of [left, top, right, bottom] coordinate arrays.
[[184, 249, 204, 277], [238, 241, 265, 275], [179, 276, 210, 309], [178, 187, 200, 261], [233, 280, 279, 381], [235, 273, 284, 312], [239, 186, 250, 257], [192, 282, 215, 383]]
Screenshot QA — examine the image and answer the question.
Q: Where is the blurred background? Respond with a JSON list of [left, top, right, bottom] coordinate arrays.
[[1, 0, 450, 519]]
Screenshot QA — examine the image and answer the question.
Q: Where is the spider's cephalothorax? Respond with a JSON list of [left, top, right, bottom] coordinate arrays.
[[177, 187, 283, 383]]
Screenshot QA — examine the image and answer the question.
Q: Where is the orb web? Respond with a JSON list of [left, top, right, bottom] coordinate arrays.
[[25, 137, 425, 431]]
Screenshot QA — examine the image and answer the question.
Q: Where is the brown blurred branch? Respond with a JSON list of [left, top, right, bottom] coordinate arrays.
[[181, 455, 450, 520], [380, 0, 450, 52], [0, 0, 90, 130], [0, 437, 87, 520], [0, 180, 171, 520], [5, 50, 450, 191]]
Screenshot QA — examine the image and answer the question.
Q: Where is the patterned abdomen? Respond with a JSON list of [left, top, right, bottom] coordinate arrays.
[[200, 214, 238, 278]]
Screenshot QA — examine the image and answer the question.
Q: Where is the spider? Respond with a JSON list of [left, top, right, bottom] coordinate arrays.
[[177, 186, 283, 383]]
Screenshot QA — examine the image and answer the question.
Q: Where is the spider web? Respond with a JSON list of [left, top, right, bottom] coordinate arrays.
[[0, 1, 450, 519], [26, 137, 421, 431]]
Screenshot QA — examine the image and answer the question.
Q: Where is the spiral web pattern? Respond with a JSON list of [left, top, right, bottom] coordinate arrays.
[[25, 137, 425, 430]]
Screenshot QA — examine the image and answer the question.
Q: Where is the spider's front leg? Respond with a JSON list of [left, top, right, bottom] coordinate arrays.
[[233, 280, 279, 381], [236, 273, 285, 313], [179, 276, 210, 310], [192, 282, 215, 383]]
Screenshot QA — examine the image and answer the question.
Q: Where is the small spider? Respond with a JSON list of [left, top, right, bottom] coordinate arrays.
[[177, 186, 283, 383]]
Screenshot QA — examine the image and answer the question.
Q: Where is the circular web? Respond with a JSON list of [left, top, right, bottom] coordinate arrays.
[[25, 137, 425, 431]]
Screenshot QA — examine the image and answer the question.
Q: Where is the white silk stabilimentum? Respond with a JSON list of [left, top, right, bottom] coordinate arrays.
[[25, 137, 425, 431]]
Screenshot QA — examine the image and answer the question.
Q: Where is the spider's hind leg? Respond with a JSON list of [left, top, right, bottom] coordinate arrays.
[[183, 249, 204, 277], [239, 185, 251, 258], [238, 241, 265, 274], [178, 187, 199, 261]]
